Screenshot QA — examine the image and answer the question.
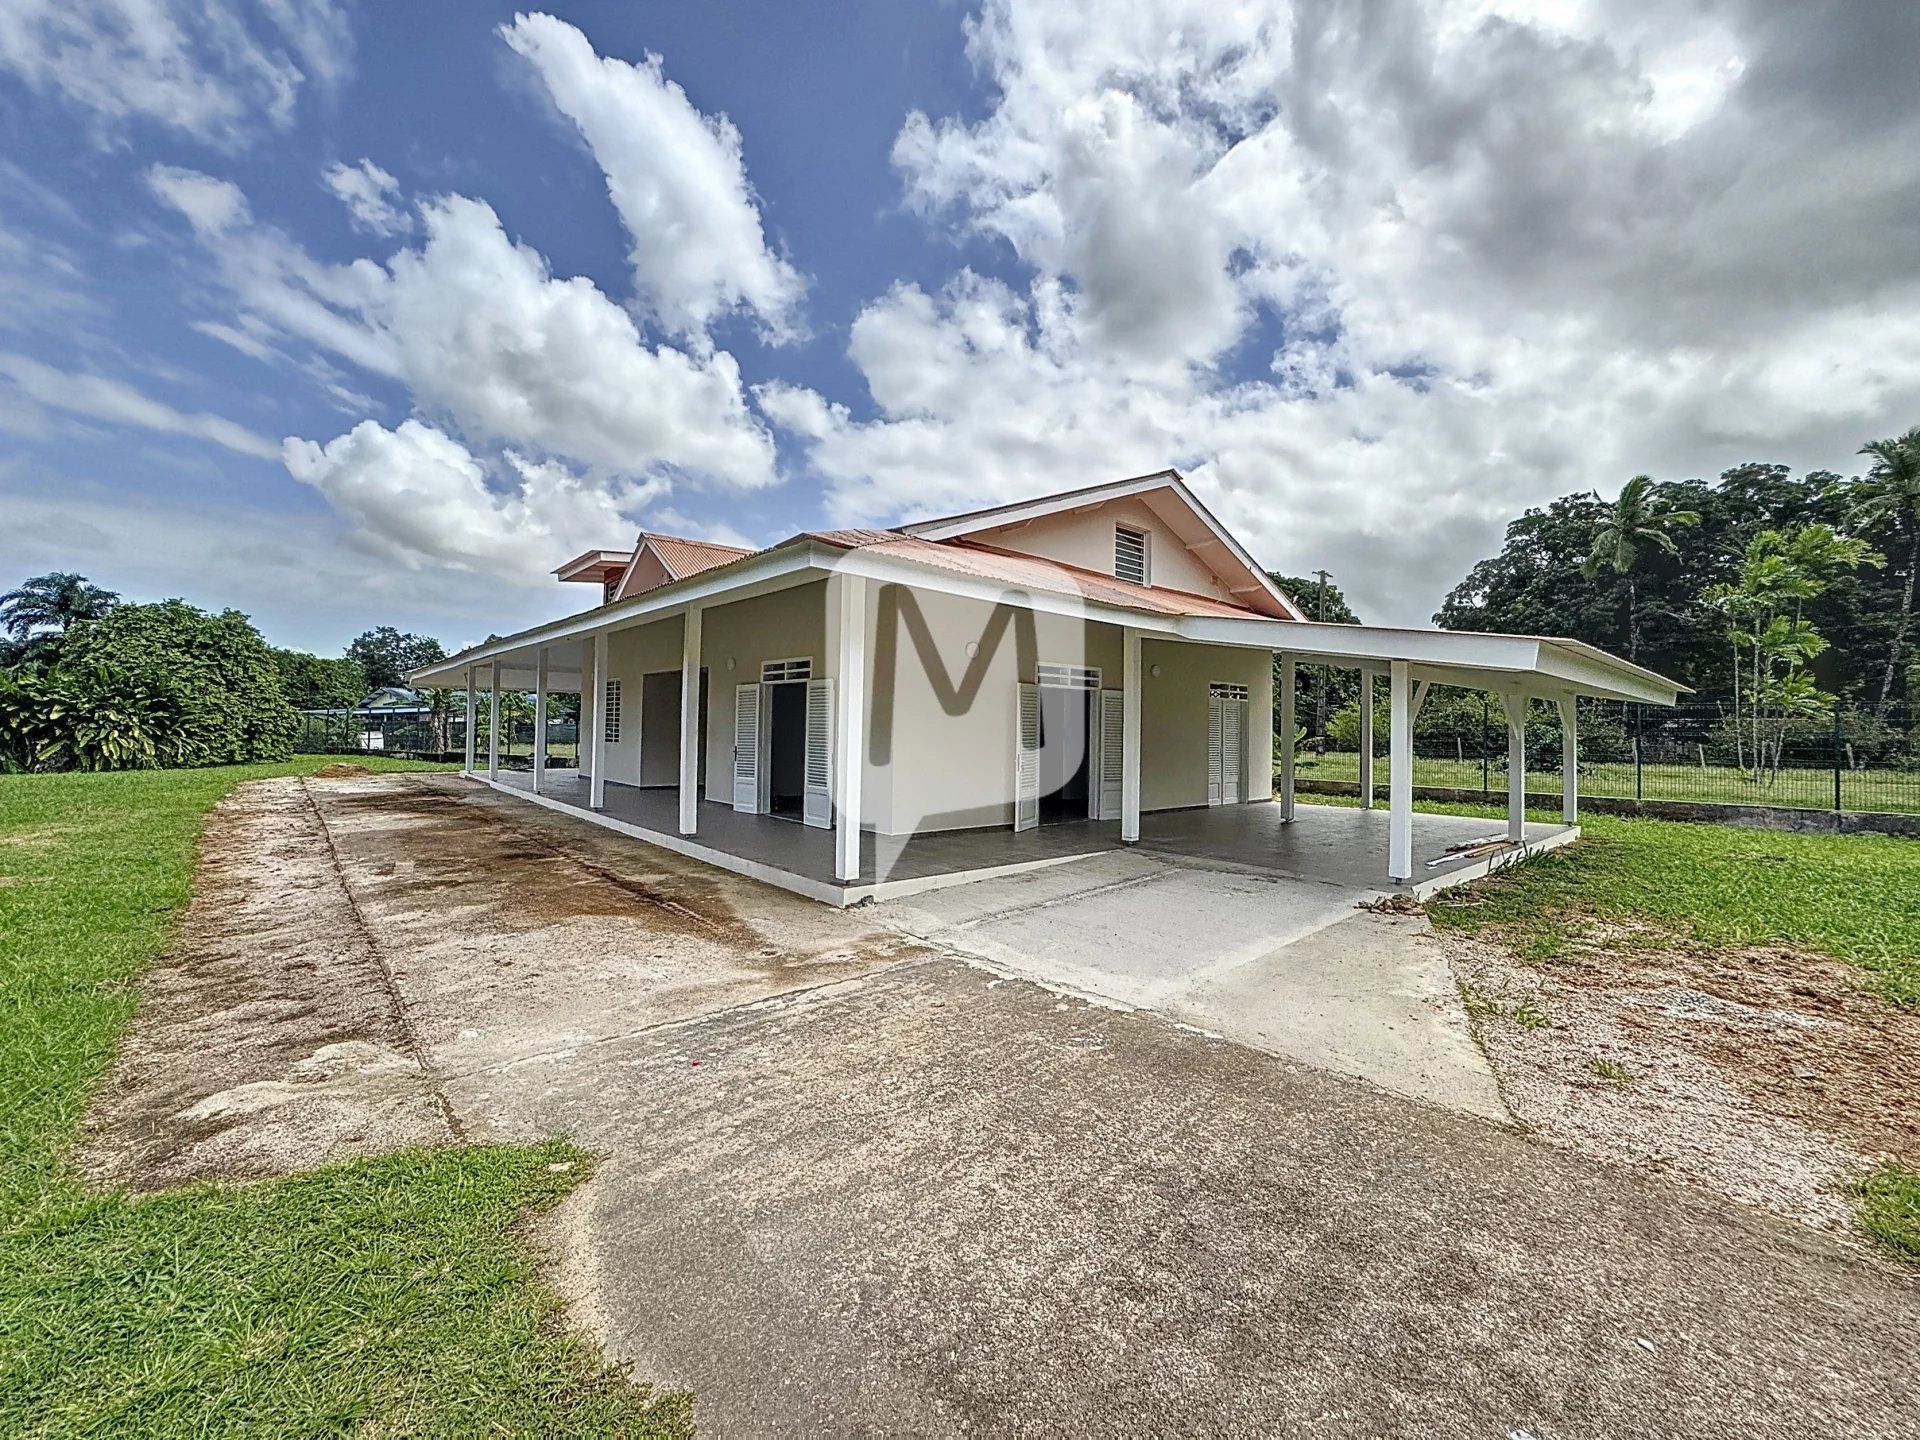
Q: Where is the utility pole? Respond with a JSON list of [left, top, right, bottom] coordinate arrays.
[[1312, 569, 1332, 741]]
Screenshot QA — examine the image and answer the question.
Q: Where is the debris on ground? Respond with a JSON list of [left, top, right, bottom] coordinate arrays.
[[1442, 919, 1920, 1236], [312, 762, 371, 778], [1359, 893, 1425, 915]]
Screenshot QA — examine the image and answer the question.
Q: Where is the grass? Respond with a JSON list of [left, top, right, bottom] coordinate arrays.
[[0, 757, 689, 1437], [1590, 1058, 1635, 1084], [1457, 978, 1548, 1031], [1849, 1164, 1920, 1265], [1305, 748, 1920, 816], [1403, 802, 1920, 1008]]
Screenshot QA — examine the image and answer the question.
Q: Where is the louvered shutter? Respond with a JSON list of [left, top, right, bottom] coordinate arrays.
[[1014, 682, 1040, 831], [732, 683, 761, 812], [1223, 696, 1243, 804], [804, 678, 833, 830], [1207, 693, 1224, 805], [1097, 690, 1123, 820]]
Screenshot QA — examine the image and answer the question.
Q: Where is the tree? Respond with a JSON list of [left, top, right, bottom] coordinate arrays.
[[57, 601, 298, 765], [1847, 427, 1920, 714], [1579, 475, 1700, 664], [345, 627, 446, 690], [1705, 525, 1879, 782], [272, 649, 368, 710], [0, 572, 119, 669], [1269, 571, 1360, 739]]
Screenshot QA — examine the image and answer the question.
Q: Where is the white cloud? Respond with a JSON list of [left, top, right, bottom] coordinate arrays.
[[323, 158, 411, 237], [284, 418, 664, 578], [148, 170, 781, 492], [0, 349, 278, 458], [773, 0, 1920, 624], [0, 0, 353, 145], [501, 11, 804, 341]]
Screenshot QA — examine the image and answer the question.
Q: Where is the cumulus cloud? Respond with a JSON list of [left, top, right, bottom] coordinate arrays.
[[284, 418, 664, 578], [501, 11, 804, 341], [0, 350, 278, 457], [323, 158, 410, 236], [0, 0, 352, 145], [773, 0, 1920, 622]]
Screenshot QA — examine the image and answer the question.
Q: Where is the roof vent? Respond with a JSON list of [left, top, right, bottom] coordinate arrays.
[[1114, 525, 1149, 585]]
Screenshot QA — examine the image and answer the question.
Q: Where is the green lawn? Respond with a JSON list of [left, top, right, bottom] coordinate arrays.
[[1304, 749, 1920, 816], [1850, 1164, 1920, 1264], [0, 757, 689, 1437], [1405, 801, 1920, 1008]]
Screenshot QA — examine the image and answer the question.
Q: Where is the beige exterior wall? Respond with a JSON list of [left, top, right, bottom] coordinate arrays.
[[1137, 637, 1273, 811], [592, 577, 1274, 836], [698, 581, 830, 801], [970, 496, 1235, 601]]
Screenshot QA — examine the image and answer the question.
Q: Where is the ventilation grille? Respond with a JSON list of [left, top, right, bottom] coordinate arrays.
[[1037, 662, 1100, 690], [762, 657, 812, 683], [603, 679, 623, 742], [1114, 525, 1149, 585], [1209, 682, 1250, 700]]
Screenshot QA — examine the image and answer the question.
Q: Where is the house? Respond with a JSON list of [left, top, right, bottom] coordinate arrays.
[[411, 471, 1684, 905]]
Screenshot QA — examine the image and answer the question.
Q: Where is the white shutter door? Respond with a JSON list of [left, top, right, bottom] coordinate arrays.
[[1223, 699, 1244, 804], [732, 683, 761, 812], [1097, 690, 1123, 820], [1014, 682, 1040, 832], [1207, 694, 1224, 806], [804, 678, 833, 830]]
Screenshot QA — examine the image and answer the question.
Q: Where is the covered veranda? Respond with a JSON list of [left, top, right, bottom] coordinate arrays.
[[414, 540, 1683, 908]]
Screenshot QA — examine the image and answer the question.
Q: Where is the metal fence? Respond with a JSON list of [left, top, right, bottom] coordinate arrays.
[[1306, 698, 1920, 818], [296, 711, 584, 761]]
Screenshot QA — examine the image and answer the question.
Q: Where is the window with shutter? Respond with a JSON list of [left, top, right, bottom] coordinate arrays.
[[1114, 525, 1149, 585], [603, 679, 622, 742]]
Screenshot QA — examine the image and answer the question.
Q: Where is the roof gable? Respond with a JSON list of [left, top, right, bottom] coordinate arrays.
[[612, 532, 754, 601], [898, 471, 1303, 619]]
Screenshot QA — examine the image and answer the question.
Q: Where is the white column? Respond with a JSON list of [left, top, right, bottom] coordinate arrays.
[[577, 645, 594, 783], [679, 606, 703, 836], [1121, 627, 1142, 843], [1558, 695, 1579, 824], [1502, 693, 1528, 844], [532, 648, 549, 795], [1358, 668, 1375, 810], [463, 666, 476, 774], [1387, 659, 1413, 882], [1250, 646, 1274, 801], [589, 632, 609, 810], [486, 665, 500, 781], [1278, 652, 1297, 822], [833, 579, 867, 881]]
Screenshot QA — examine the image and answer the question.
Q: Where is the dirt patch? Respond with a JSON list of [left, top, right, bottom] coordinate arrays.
[[311, 761, 372, 778], [79, 777, 454, 1190], [1444, 920, 1920, 1234]]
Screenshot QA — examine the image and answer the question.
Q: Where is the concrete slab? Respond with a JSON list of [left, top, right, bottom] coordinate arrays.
[[893, 852, 1508, 1120]]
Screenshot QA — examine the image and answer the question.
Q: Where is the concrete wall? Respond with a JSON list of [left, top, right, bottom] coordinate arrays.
[[969, 496, 1235, 601], [599, 615, 684, 786], [1138, 637, 1274, 811]]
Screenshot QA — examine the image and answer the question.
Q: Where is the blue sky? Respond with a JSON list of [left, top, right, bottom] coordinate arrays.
[[3, 1, 1918, 655]]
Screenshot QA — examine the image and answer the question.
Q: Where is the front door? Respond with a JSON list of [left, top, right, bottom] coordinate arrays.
[[1038, 681, 1093, 825]]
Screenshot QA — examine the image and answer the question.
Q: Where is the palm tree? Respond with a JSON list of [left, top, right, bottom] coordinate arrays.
[[1580, 475, 1700, 663], [0, 572, 119, 668], [1850, 427, 1920, 715]]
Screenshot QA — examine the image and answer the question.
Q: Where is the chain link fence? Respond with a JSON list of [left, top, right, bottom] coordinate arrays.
[[1306, 696, 1920, 818]]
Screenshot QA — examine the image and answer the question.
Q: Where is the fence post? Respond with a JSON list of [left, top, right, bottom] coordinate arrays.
[[1833, 705, 1843, 814], [1481, 695, 1490, 794], [1633, 703, 1643, 801]]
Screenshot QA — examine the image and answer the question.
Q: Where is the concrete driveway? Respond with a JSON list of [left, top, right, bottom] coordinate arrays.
[[889, 852, 1509, 1121], [86, 773, 1920, 1438]]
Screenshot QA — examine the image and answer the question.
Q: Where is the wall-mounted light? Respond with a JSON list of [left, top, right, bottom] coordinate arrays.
[[1150, 664, 1162, 678], [965, 640, 980, 658], [725, 656, 737, 672]]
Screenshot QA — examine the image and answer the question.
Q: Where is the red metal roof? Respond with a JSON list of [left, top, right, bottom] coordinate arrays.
[[642, 533, 753, 579], [800, 531, 1274, 620]]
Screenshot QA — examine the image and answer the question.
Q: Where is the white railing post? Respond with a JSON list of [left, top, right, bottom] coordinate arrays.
[[1558, 695, 1579, 824], [589, 633, 609, 810], [1121, 628, 1142, 843], [532, 648, 549, 794], [1358, 667, 1374, 809], [1388, 659, 1413, 881], [833, 579, 866, 881], [1278, 652, 1296, 821], [679, 607, 703, 836], [1502, 693, 1528, 844]]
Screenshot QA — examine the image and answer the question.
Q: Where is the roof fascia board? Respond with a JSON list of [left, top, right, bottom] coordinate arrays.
[[823, 547, 1189, 634]]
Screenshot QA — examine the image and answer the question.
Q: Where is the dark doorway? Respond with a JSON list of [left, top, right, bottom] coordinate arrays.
[[767, 682, 807, 819], [1038, 685, 1091, 824]]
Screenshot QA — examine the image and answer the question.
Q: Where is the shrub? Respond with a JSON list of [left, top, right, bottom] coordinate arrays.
[[0, 666, 200, 771]]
